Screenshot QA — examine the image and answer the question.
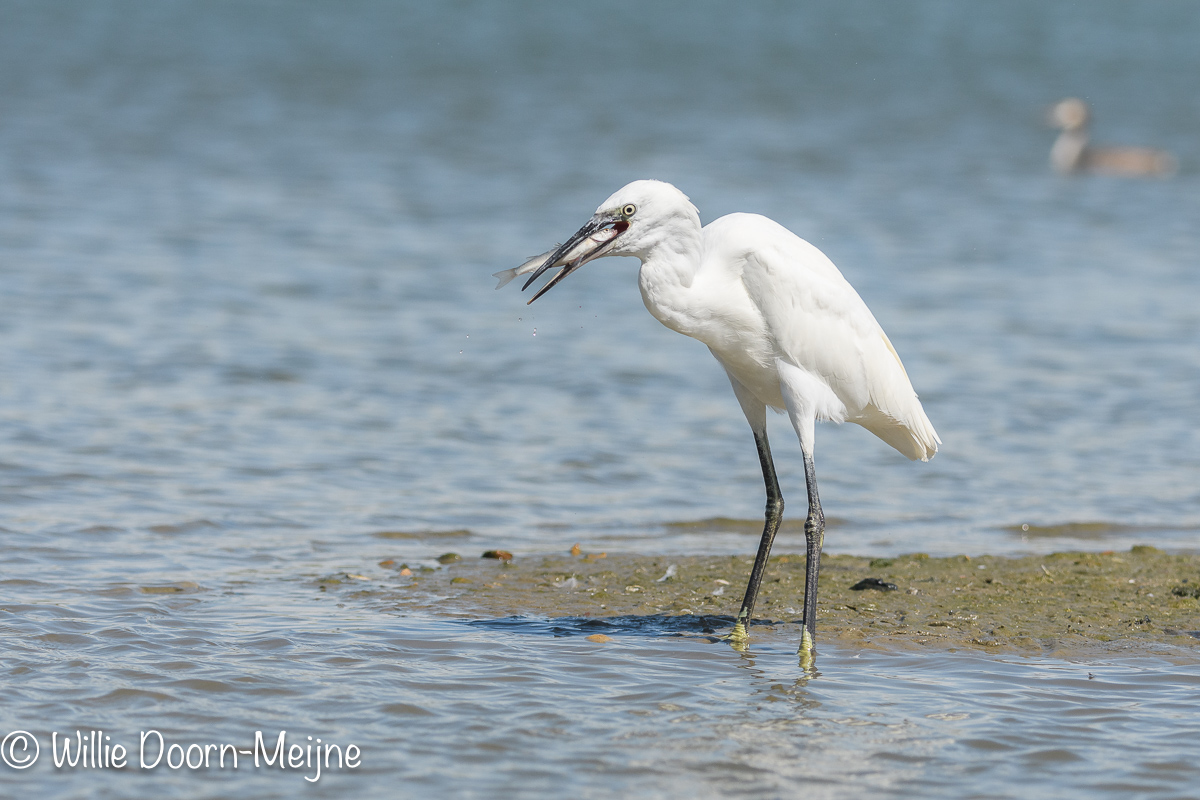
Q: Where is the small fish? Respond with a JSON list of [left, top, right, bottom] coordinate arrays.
[[493, 229, 618, 289], [493, 248, 559, 289]]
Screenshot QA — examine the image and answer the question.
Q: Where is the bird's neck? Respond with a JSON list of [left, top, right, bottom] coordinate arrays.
[[1051, 128, 1089, 173], [635, 227, 705, 335]]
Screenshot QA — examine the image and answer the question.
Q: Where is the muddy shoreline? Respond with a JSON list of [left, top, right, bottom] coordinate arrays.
[[323, 546, 1200, 654]]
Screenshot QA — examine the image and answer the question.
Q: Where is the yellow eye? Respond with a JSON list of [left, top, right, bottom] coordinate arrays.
[[621, 204, 637, 217]]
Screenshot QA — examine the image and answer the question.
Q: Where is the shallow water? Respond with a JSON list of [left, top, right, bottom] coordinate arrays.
[[2, 1, 1199, 796], [4, 585, 1200, 799]]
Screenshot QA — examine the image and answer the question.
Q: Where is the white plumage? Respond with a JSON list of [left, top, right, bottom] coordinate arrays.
[[499, 179, 937, 665], [637, 207, 937, 462]]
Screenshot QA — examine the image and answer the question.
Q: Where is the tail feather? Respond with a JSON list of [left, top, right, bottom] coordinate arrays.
[[857, 402, 940, 462]]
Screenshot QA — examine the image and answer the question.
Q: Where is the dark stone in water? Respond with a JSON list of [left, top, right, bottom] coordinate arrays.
[[850, 578, 899, 592]]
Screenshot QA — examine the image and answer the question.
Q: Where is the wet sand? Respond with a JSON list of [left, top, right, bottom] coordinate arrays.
[[327, 546, 1200, 654]]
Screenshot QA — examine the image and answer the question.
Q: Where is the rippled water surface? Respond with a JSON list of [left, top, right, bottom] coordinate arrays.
[[2, 1, 1199, 796]]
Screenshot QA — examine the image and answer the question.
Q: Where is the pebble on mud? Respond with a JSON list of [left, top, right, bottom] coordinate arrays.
[[482, 550, 514, 562], [437, 553, 462, 564], [850, 578, 899, 591]]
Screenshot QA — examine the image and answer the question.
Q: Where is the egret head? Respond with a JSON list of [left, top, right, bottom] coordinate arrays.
[[522, 180, 700, 303]]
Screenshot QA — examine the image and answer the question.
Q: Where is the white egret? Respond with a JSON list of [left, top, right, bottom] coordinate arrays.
[[497, 180, 939, 666]]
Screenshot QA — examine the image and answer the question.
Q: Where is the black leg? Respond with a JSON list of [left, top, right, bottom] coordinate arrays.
[[798, 452, 824, 668], [731, 429, 784, 643]]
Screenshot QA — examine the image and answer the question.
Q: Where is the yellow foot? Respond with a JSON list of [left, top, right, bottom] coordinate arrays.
[[797, 628, 816, 672], [727, 621, 749, 651]]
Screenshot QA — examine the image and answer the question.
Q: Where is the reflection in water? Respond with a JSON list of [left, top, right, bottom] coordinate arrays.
[[467, 613, 743, 640]]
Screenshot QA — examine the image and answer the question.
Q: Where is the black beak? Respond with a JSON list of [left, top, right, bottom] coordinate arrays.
[[521, 215, 622, 304]]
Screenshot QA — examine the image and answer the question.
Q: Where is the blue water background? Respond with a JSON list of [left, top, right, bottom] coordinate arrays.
[[1, 2, 1199, 797]]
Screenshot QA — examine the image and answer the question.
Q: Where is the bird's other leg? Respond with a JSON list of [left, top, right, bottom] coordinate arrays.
[[798, 451, 824, 670], [730, 428, 784, 646], [773, 359, 826, 669]]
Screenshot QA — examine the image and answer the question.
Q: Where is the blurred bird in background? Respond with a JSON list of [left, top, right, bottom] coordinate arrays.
[[1049, 97, 1177, 177]]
